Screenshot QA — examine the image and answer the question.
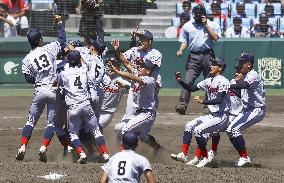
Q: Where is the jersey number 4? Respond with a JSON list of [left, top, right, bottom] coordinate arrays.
[[34, 54, 50, 71], [117, 161, 126, 175], [74, 76, 83, 89]]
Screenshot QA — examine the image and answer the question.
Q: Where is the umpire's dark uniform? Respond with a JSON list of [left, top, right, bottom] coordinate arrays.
[[175, 6, 221, 115]]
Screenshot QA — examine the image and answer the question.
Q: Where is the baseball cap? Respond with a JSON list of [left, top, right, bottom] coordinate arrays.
[[233, 15, 242, 21], [211, 0, 221, 7], [236, 1, 245, 7], [192, 4, 206, 16], [136, 30, 153, 41], [182, 1, 190, 7], [235, 52, 254, 64], [67, 50, 81, 62], [259, 13, 268, 19], [27, 28, 43, 47], [92, 39, 106, 54], [211, 57, 226, 69], [122, 132, 138, 148]]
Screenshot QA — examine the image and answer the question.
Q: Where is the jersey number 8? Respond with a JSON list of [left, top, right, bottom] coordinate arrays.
[[117, 161, 126, 175]]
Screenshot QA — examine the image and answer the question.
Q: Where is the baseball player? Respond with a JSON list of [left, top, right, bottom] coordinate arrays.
[[99, 58, 130, 128], [171, 57, 230, 168], [57, 50, 110, 164], [16, 15, 66, 162], [129, 28, 162, 109], [100, 132, 156, 183], [86, 39, 110, 120], [187, 69, 245, 166], [107, 48, 163, 154], [226, 52, 266, 167]]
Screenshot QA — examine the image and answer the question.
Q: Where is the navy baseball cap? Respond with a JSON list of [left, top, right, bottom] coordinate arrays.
[[211, 57, 226, 69], [136, 30, 153, 41], [92, 39, 106, 54], [233, 15, 242, 21], [236, 1, 245, 6], [122, 132, 138, 148], [235, 52, 254, 64], [27, 28, 42, 47], [67, 50, 81, 62]]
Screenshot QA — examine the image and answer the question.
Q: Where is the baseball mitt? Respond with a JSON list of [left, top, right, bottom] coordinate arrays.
[[81, 0, 100, 12]]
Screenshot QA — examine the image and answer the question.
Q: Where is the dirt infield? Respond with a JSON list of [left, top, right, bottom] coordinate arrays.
[[0, 96, 284, 182]]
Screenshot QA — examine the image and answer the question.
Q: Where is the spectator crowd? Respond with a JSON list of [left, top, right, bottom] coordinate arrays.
[[174, 0, 284, 38]]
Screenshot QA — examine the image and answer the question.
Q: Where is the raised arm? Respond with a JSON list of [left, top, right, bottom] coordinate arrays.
[[107, 61, 142, 84], [175, 72, 199, 91], [54, 15, 66, 49], [111, 39, 133, 73]]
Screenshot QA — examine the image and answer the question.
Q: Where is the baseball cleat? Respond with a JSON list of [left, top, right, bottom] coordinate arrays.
[[235, 156, 251, 167], [207, 149, 217, 163], [77, 152, 87, 164], [175, 105, 186, 115], [39, 145, 47, 163], [186, 156, 200, 166], [171, 152, 187, 162], [16, 145, 26, 161], [195, 157, 210, 168]]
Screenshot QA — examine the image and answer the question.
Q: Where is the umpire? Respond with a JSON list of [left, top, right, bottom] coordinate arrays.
[[175, 4, 221, 115]]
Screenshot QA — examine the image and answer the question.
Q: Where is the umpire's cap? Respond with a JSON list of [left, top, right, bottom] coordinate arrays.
[[211, 57, 226, 70], [192, 4, 206, 16], [122, 132, 138, 149], [27, 28, 42, 48], [235, 52, 254, 64], [92, 39, 106, 55]]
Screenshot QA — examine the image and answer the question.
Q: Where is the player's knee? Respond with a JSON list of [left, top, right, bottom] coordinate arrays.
[[185, 123, 194, 132], [114, 123, 125, 134]]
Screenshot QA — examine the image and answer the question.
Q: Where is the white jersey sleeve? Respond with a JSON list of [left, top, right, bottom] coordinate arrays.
[[22, 56, 31, 75], [144, 49, 162, 67], [123, 47, 136, 61], [43, 41, 62, 59], [197, 78, 211, 91]]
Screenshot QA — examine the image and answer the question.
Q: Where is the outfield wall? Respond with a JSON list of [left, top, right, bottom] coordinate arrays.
[[0, 37, 283, 88]]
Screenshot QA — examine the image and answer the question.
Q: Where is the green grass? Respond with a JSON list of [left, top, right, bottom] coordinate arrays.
[[0, 87, 283, 97]]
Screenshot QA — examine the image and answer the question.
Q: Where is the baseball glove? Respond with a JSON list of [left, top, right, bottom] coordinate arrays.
[[81, 0, 100, 12]]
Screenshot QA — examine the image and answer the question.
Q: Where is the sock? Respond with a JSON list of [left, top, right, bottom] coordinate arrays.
[[195, 147, 201, 159], [21, 125, 33, 145], [211, 134, 220, 151], [42, 125, 54, 147], [21, 137, 28, 145], [97, 144, 109, 154], [196, 136, 208, 158], [76, 146, 84, 155], [181, 144, 189, 155]]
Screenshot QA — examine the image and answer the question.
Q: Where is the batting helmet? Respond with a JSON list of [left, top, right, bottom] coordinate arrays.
[[122, 132, 138, 149], [192, 4, 206, 17]]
